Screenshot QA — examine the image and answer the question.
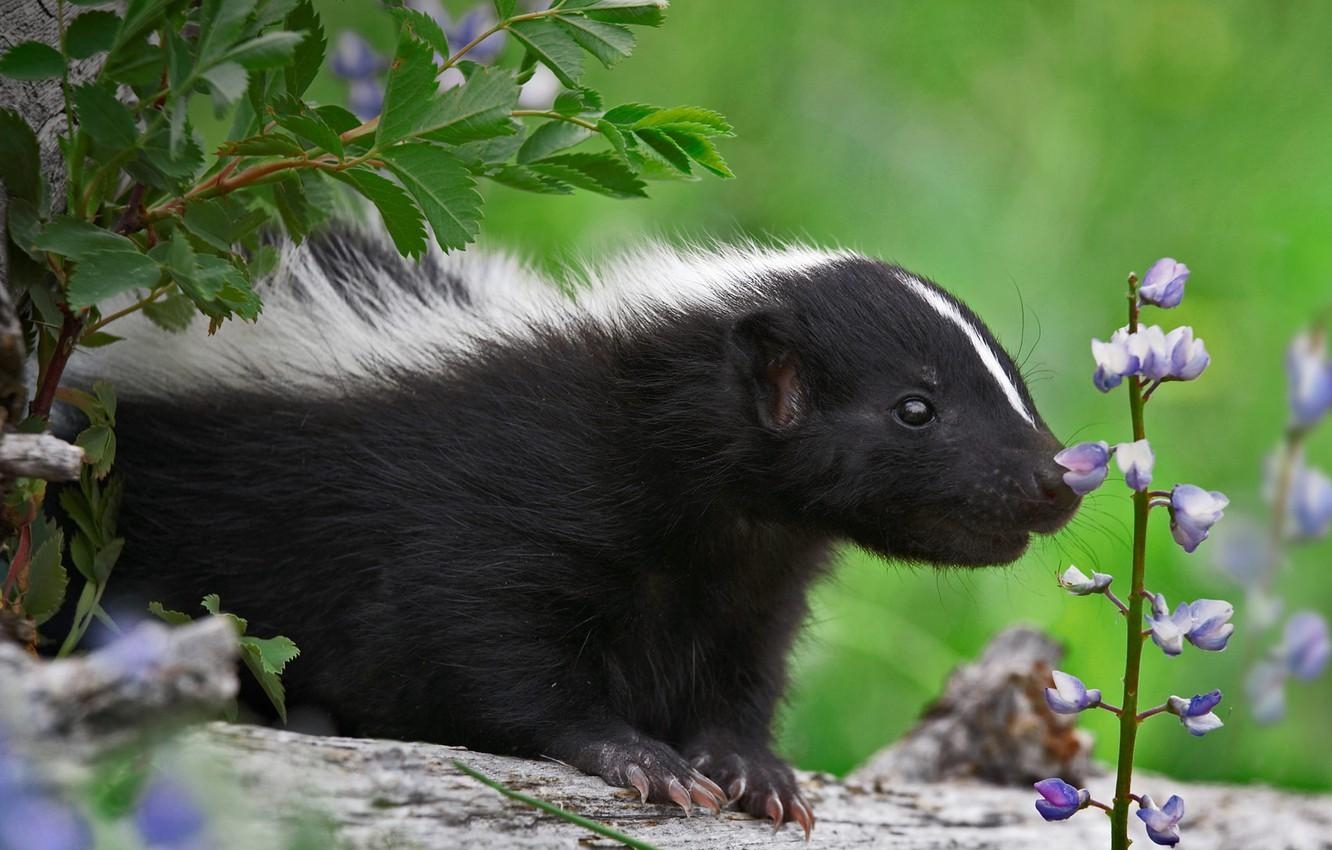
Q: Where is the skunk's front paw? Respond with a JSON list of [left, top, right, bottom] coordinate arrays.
[[595, 738, 728, 816], [686, 743, 815, 838]]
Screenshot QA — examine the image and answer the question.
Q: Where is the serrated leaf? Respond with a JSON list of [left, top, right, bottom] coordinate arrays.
[[195, 0, 259, 68], [563, 0, 667, 26], [32, 217, 130, 258], [485, 164, 573, 195], [139, 124, 205, 182], [596, 118, 628, 161], [221, 31, 305, 71], [271, 95, 343, 157], [143, 292, 197, 332], [221, 133, 305, 157], [23, 530, 66, 625], [239, 640, 289, 722], [417, 66, 519, 145], [80, 332, 123, 348], [530, 152, 646, 198], [285, 0, 326, 97], [555, 17, 634, 68], [517, 121, 591, 164], [182, 200, 236, 251], [494, 0, 517, 17], [105, 42, 165, 86], [663, 129, 733, 178], [112, 0, 175, 55], [94, 380, 116, 422], [73, 83, 139, 152], [273, 176, 313, 243], [452, 127, 525, 167], [203, 62, 250, 115], [508, 19, 584, 88], [329, 168, 428, 259], [66, 10, 120, 59], [0, 42, 65, 80], [632, 106, 733, 135], [601, 102, 657, 126], [0, 110, 43, 205], [314, 105, 361, 134], [553, 87, 602, 115], [64, 250, 162, 309], [92, 537, 124, 582], [148, 601, 193, 625], [245, 634, 300, 676], [75, 424, 112, 463], [377, 35, 441, 147], [390, 7, 452, 59], [380, 143, 482, 252], [633, 127, 691, 173]]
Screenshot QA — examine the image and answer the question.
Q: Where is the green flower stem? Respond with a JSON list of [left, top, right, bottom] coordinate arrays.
[[1111, 273, 1147, 850], [84, 285, 171, 337], [452, 760, 664, 850], [512, 110, 600, 131]]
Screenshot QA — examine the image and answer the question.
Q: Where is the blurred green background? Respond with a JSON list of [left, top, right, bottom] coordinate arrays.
[[307, 1, 1332, 790]]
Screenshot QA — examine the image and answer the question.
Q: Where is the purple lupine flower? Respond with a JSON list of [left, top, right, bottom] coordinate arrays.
[[1138, 259, 1190, 309], [1146, 592, 1192, 656], [1281, 611, 1330, 681], [347, 78, 385, 121], [1169, 484, 1229, 553], [1115, 439, 1154, 491], [1058, 565, 1113, 595], [1185, 599, 1235, 651], [1246, 658, 1287, 724], [1164, 326, 1210, 380], [330, 31, 384, 80], [1054, 441, 1111, 496], [1289, 464, 1332, 539], [0, 795, 93, 850], [1166, 690, 1224, 736], [1286, 330, 1332, 428], [1033, 778, 1089, 822], [1044, 670, 1101, 714], [1131, 325, 1172, 381], [134, 777, 207, 848], [1092, 328, 1137, 392], [1136, 794, 1184, 846], [444, 5, 506, 64]]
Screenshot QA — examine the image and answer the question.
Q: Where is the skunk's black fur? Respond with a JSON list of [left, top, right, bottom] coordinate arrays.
[[59, 226, 1079, 832]]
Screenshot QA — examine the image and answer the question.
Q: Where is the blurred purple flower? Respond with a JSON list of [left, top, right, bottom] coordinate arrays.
[[1092, 328, 1137, 392], [97, 623, 172, 682], [1146, 592, 1191, 656], [330, 31, 384, 80], [1286, 330, 1332, 428], [1166, 690, 1224, 736], [1136, 794, 1184, 846], [1246, 658, 1287, 724], [0, 794, 92, 850], [1163, 326, 1210, 381], [1289, 464, 1332, 539], [1115, 439, 1154, 491], [134, 777, 207, 848], [347, 78, 385, 121], [1054, 441, 1110, 496], [1169, 484, 1229, 553], [1131, 325, 1172, 381], [1033, 778, 1088, 821], [1138, 259, 1189, 309], [1185, 599, 1235, 652], [1044, 670, 1101, 714], [1058, 564, 1113, 595], [1281, 611, 1330, 681]]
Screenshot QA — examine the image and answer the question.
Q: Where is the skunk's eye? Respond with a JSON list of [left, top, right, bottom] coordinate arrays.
[[893, 396, 935, 428]]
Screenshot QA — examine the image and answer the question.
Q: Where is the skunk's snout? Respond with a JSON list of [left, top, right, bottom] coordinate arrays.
[[1031, 461, 1080, 513], [1016, 452, 1082, 534]]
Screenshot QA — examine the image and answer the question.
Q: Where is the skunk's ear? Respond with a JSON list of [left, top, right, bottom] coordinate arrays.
[[730, 311, 808, 430]]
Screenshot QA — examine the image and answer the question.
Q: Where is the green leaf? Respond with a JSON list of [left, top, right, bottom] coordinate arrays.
[[563, 0, 667, 26], [245, 633, 300, 676], [452, 128, 525, 167], [73, 83, 139, 152], [380, 143, 482, 252], [161, 228, 198, 289], [183, 200, 236, 251], [494, 0, 517, 18], [485, 164, 572, 195], [601, 102, 658, 126], [220, 31, 305, 71], [596, 119, 628, 161], [66, 11, 120, 59], [0, 42, 65, 80], [517, 121, 591, 164], [200, 593, 249, 634], [271, 95, 343, 157], [663, 129, 733, 178], [508, 19, 584, 88], [32, 217, 132, 258], [195, 0, 259, 69], [23, 528, 67, 625], [377, 34, 441, 147], [104, 42, 165, 87], [329, 168, 428, 259], [284, 0, 326, 97], [555, 17, 634, 68], [92, 537, 124, 583], [530, 152, 646, 198], [202, 62, 251, 115], [59, 489, 99, 548], [143, 292, 197, 332], [67, 250, 163, 309], [389, 7, 452, 59], [239, 639, 290, 722], [632, 106, 733, 135], [633, 127, 691, 173], [273, 176, 314, 243], [417, 66, 519, 145], [553, 87, 602, 115], [112, 0, 175, 55], [148, 601, 193, 625], [94, 379, 117, 423], [220, 133, 306, 157], [314, 105, 361, 135], [80, 332, 123, 348], [0, 109, 43, 205]]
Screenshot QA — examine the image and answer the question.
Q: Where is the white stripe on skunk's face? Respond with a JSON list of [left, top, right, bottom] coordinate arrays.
[[900, 276, 1036, 429]]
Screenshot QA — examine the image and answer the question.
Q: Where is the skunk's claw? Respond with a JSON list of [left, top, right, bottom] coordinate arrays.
[[684, 741, 816, 838], [593, 740, 727, 816]]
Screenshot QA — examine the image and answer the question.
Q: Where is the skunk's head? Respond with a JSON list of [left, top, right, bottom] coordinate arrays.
[[729, 258, 1078, 567]]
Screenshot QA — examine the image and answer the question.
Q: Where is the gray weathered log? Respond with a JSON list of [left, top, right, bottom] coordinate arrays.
[[0, 431, 84, 479]]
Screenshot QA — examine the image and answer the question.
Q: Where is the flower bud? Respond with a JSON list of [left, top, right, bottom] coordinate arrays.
[[1139, 258, 1190, 309], [1136, 793, 1185, 846], [1033, 778, 1089, 821], [1054, 441, 1111, 496], [1166, 690, 1224, 736], [1115, 439, 1155, 491], [1044, 670, 1102, 714], [1169, 484, 1229, 553], [1058, 565, 1113, 595]]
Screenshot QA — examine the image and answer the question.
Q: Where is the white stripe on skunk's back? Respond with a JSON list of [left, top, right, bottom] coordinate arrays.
[[67, 235, 855, 396]]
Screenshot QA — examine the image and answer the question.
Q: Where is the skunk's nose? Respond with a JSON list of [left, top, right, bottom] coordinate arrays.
[[1031, 462, 1080, 514]]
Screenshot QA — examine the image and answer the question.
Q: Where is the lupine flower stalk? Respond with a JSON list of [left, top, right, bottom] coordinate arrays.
[[1038, 260, 1233, 849]]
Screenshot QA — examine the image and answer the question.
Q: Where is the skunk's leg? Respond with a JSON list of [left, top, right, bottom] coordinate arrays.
[[683, 729, 815, 838], [544, 720, 727, 816]]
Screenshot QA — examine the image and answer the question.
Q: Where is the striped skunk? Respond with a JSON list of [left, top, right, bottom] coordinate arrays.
[[61, 226, 1080, 836]]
